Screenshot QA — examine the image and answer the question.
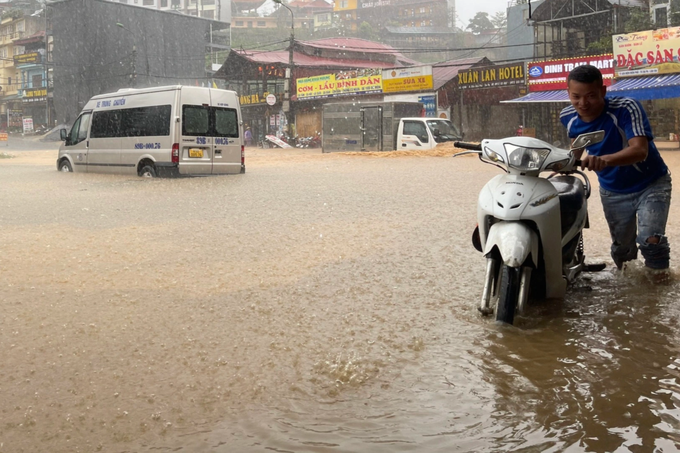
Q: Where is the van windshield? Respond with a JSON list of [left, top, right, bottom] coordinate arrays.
[[182, 105, 239, 138]]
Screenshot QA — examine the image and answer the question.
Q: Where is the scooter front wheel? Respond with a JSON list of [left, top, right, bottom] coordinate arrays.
[[496, 265, 521, 324]]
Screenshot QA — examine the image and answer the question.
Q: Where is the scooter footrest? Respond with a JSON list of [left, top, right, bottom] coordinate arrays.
[[584, 263, 606, 272]]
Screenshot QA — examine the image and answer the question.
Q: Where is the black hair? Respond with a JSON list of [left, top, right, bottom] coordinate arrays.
[[567, 64, 603, 85]]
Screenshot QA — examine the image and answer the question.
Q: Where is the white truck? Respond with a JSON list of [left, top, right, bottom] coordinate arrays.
[[321, 101, 461, 153]]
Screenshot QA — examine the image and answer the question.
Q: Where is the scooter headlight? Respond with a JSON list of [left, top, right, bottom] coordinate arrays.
[[483, 146, 505, 163], [503, 144, 551, 171]]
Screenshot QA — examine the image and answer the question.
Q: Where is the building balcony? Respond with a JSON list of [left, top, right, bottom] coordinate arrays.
[[0, 84, 22, 96], [0, 31, 25, 44]]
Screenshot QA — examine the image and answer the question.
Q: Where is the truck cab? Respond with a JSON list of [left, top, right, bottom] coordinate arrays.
[[396, 118, 462, 151]]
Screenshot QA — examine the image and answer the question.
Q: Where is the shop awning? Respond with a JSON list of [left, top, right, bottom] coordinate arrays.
[[1, 94, 22, 102], [500, 90, 570, 103], [607, 74, 680, 100]]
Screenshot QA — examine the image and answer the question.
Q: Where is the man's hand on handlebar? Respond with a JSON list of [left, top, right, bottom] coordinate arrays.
[[580, 153, 608, 172]]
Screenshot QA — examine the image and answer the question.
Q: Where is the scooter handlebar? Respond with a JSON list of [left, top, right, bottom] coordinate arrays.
[[454, 142, 482, 151]]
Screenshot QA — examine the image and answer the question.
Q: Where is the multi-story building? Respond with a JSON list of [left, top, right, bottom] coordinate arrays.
[[334, 0, 358, 31], [0, 10, 49, 131], [112, 0, 231, 22], [333, 0, 449, 32], [649, 0, 680, 27]]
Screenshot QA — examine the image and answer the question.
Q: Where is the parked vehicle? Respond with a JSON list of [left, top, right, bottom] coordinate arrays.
[[57, 85, 244, 177], [454, 131, 606, 325], [321, 101, 461, 152]]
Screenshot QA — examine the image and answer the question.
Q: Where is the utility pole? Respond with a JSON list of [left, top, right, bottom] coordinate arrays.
[[116, 23, 136, 87], [44, 2, 49, 126], [272, 0, 294, 137]]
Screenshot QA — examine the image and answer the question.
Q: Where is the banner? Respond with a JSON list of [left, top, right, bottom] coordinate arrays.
[[527, 54, 615, 91], [613, 28, 680, 76], [240, 91, 281, 106], [457, 62, 525, 89], [296, 69, 382, 100], [14, 52, 41, 65], [382, 66, 433, 93]]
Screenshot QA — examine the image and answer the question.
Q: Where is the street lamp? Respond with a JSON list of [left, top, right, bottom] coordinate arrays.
[[272, 0, 294, 136], [116, 22, 137, 88]]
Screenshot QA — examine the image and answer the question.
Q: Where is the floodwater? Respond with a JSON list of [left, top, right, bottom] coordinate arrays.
[[1, 142, 680, 452]]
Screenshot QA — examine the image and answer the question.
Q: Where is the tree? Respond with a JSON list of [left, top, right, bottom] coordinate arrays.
[[490, 11, 507, 29], [358, 21, 378, 41], [624, 7, 654, 33], [586, 34, 613, 55], [467, 12, 495, 34]]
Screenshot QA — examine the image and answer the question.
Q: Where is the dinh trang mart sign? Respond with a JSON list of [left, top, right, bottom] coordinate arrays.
[[381, 65, 433, 93], [296, 69, 382, 100], [527, 54, 615, 91], [457, 62, 525, 89], [613, 27, 680, 77]]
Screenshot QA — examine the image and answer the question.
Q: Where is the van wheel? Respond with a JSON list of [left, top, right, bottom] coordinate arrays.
[[58, 160, 73, 172], [139, 164, 157, 178]]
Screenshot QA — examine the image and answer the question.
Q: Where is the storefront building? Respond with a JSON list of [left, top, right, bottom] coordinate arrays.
[[215, 38, 418, 144], [455, 61, 527, 140], [608, 27, 680, 142]]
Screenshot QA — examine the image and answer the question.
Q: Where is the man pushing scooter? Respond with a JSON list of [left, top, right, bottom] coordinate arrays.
[[561, 65, 672, 276]]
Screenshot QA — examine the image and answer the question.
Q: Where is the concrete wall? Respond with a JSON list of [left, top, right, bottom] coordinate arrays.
[[50, 0, 224, 124], [506, 1, 544, 62]]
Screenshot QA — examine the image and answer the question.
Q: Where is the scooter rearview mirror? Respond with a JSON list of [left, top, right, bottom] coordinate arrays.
[[571, 130, 605, 149]]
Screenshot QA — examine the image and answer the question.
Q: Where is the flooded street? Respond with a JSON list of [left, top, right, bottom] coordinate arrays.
[[2, 143, 680, 452]]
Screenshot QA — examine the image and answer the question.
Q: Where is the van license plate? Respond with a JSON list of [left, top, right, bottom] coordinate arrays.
[[189, 148, 203, 158]]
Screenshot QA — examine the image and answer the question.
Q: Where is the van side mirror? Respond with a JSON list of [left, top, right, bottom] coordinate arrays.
[[60, 128, 67, 141]]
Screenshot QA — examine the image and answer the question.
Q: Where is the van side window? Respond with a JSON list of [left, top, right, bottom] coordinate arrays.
[[403, 121, 428, 143], [214, 108, 239, 137], [91, 111, 122, 138], [91, 105, 171, 138], [122, 105, 171, 137], [182, 105, 209, 136], [68, 112, 91, 145]]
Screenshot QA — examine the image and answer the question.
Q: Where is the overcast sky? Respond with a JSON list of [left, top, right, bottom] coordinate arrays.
[[259, 0, 508, 31], [456, 0, 506, 29]]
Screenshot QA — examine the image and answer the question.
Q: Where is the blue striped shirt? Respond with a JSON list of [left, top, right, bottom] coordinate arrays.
[[560, 97, 668, 193]]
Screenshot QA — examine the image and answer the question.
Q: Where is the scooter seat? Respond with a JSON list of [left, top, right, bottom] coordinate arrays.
[[550, 175, 585, 236]]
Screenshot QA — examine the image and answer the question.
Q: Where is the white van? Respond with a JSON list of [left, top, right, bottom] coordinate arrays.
[[57, 85, 245, 177]]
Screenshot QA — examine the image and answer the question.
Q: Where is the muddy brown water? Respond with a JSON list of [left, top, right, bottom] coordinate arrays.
[[1, 145, 679, 452]]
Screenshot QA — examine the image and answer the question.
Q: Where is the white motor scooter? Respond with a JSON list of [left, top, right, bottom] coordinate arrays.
[[454, 131, 605, 325]]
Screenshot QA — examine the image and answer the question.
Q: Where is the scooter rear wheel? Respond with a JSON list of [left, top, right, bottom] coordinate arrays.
[[496, 265, 520, 324]]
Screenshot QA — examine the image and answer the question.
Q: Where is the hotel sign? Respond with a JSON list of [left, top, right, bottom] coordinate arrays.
[[457, 62, 525, 89]]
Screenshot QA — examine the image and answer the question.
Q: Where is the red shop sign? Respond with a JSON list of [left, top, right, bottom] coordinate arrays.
[[527, 54, 615, 91]]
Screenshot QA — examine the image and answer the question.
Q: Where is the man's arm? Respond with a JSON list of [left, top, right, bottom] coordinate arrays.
[[581, 136, 649, 172]]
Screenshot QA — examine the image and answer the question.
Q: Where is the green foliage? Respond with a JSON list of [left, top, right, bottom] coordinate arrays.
[[467, 12, 495, 34], [358, 21, 378, 41], [490, 11, 507, 29], [671, 0, 680, 26], [624, 7, 653, 33], [1, 9, 23, 21], [586, 34, 613, 54]]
